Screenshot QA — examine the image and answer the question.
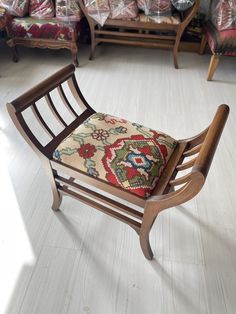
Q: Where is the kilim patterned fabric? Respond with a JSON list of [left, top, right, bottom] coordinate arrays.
[[8, 17, 79, 41], [204, 20, 236, 56], [53, 113, 177, 198]]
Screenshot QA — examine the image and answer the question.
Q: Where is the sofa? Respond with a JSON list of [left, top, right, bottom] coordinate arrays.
[[0, 0, 82, 66]]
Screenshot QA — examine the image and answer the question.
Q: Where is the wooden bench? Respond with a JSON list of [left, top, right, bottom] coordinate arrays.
[[78, 0, 200, 68], [7, 65, 229, 260]]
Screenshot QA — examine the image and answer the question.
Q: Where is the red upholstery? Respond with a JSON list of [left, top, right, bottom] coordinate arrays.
[[8, 17, 80, 41], [203, 20, 236, 56]]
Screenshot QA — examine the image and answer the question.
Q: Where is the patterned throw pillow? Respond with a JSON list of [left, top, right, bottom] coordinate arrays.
[[53, 113, 177, 198], [84, 0, 110, 26], [0, 0, 29, 17], [210, 0, 236, 31], [56, 0, 82, 21], [29, 0, 55, 18], [137, 0, 172, 16], [109, 0, 138, 20]]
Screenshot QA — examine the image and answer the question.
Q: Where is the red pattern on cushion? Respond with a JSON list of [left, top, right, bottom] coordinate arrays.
[[8, 17, 78, 40], [29, 0, 55, 18], [53, 113, 177, 198], [204, 20, 236, 56], [210, 0, 236, 31]]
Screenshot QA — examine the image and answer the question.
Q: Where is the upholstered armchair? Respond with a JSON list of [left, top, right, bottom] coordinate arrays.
[[200, 0, 236, 81], [200, 21, 236, 81]]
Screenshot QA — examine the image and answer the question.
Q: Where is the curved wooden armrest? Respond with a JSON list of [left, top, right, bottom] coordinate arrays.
[[146, 104, 229, 216], [181, 0, 200, 27], [146, 170, 205, 212]]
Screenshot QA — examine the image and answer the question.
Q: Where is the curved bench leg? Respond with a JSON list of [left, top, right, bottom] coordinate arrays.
[[43, 161, 62, 211], [51, 188, 62, 211], [207, 54, 220, 81], [173, 35, 181, 69], [139, 209, 158, 260]]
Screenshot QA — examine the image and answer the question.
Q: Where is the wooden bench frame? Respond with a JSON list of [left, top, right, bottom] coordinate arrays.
[[7, 64, 229, 260], [77, 0, 200, 68]]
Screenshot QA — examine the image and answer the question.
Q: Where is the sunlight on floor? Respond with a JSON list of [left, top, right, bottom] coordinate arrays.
[[0, 130, 35, 314]]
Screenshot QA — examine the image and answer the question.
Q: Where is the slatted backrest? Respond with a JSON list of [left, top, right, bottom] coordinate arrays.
[[7, 64, 95, 160], [152, 105, 229, 199]]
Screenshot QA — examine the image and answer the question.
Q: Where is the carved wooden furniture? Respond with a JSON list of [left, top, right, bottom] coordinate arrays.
[[0, 7, 10, 30], [7, 64, 229, 260], [200, 20, 236, 81], [6, 17, 80, 66], [78, 0, 199, 68]]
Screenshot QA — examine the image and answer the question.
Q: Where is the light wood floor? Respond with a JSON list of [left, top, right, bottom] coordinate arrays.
[[0, 44, 236, 314]]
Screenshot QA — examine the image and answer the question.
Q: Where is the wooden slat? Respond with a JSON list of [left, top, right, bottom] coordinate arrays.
[[169, 173, 192, 186], [51, 160, 146, 207], [96, 37, 174, 49], [152, 142, 187, 196], [59, 187, 141, 232], [55, 175, 143, 220], [44, 109, 93, 156], [176, 156, 197, 171], [15, 111, 45, 154], [31, 103, 55, 138], [57, 84, 78, 118], [104, 18, 178, 31], [45, 93, 67, 128], [95, 30, 176, 41], [183, 143, 202, 157], [67, 76, 94, 112], [11, 64, 75, 113]]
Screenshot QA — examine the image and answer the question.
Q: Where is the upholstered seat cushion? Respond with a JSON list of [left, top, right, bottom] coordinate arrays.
[[53, 113, 177, 198], [8, 17, 79, 41], [204, 20, 236, 56]]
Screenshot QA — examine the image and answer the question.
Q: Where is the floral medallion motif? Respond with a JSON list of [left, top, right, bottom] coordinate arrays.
[[53, 113, 177, 198]]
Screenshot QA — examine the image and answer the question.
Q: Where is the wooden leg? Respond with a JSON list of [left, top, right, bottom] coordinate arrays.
[[199, 34, 207, 55], [43, 161, 62, 211], [207, 54, 220, 81], [7, 39, 19, 62], [89, 41, 96, 61], [71, 46, 79, 67], [139, 208, 158, 260], [51, 187, 62, 211], [173, 35, 181, 69]]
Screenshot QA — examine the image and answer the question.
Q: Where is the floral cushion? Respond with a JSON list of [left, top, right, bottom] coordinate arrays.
[[204, 20, 236, 56], [8, 17, 78, 41], [53, 113, 177, 198]]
